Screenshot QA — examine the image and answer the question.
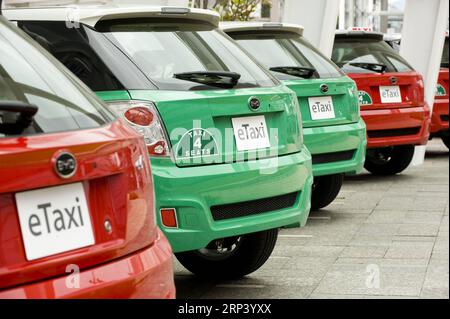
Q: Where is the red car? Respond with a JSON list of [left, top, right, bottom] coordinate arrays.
[[0, 16, 175, 298], [430, 33, 449, 148], [385, 32, 449, 149], [333, 31, 430, 175]]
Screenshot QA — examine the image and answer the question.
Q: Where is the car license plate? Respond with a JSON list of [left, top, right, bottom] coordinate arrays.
[[15, 183, 95, 261], [379, 86, 402, 103], [232, 115, 271, 151], [308, 96, 336, 120]]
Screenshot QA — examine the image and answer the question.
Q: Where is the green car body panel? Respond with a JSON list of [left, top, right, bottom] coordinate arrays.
[[97, 88, 313, 253], [284, 77, 367, 177]]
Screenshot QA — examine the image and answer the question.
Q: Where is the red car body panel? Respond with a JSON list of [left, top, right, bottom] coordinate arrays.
[[0, 120, 175, 298], [0, 229, 174, 299], [431, 68, 449, 134], [348, 71, 430, 149]]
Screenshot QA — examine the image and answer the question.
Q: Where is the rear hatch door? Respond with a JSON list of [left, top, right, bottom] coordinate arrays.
[[286, 76, 359, 128], [129, 86, 303, 167], [350, 71, 425, 110]]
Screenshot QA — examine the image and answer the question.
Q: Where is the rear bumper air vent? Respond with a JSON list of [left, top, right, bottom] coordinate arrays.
[[211, 192, 299, 221], [312, 150, 356, 165], [368, 127, 421, 138]]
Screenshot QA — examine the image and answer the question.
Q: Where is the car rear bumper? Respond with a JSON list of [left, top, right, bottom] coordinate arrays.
[[151, 146, 313, 253], [304, 118, 367, 177], [0, 229, 175, 299], [362, 105, 430, 149], [430, 98, 449, 134]]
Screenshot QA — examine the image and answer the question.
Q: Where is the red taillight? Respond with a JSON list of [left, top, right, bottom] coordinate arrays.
[[106, 101, 171, 158], [124, 107, 154, 126], [160, 208, 178, 228]]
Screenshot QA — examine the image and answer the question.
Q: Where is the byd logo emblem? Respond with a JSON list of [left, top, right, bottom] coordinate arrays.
[[320, 84, 329, 93], [248, 97, 261, 111], [54, 152, 77, 179]]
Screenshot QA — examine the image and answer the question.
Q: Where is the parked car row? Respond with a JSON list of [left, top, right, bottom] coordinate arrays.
[[385, 31, 449, 148], [0, 3, 446, 299]]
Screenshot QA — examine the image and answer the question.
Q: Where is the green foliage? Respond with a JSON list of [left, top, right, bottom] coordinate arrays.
[[189, 0, 271, 21], [216, 0, 261, 21]]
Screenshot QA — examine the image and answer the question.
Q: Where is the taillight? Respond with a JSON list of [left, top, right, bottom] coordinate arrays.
[[107, 101, 170, 157], [417, 79, 424, 89], [124, 107, 153, 126], [290, 92, 303, 145]]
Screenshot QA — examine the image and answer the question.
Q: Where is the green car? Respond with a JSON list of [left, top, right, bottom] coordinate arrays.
[[222, 23, 367, 210], [6, 5, 313, 278]]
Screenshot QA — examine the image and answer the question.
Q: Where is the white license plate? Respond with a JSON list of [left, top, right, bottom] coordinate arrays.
[[379, 86, 402, 103], [232, 115, 271, 151], [15, 183, 95, 261], [308, 96, 336, 120]]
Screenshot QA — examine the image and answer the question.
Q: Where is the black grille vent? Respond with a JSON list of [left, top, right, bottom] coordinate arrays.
[[211, 192, 299, 221], [441, 115, 449, 122], [368, 127, 420, 138], [312, 150, 355, 165]]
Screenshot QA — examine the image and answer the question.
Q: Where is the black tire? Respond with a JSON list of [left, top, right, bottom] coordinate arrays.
[[311, 174, 344, 211], [442, 135, 450, 149], [175, 229, 278, 279], [365, 145, 415, 176]]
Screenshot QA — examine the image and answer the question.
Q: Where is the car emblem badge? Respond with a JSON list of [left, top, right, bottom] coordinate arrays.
[[320, 84, 329, 93], [390, 77, 398, 85], [248, 97, 261, 111], [54, 152, 77, 179]]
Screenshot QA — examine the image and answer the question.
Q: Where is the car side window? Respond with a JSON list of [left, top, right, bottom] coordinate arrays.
[[18, 21, 126, 92]]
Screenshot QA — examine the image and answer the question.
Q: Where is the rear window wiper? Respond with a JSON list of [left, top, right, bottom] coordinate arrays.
[[269, 66, 316, 79], [0, 101, 38, 135], [349, 62, 387, 73], [173, 71, 241, 89]]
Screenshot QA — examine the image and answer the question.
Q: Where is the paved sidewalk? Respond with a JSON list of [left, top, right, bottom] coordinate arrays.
[[174, 139, 449, 299]]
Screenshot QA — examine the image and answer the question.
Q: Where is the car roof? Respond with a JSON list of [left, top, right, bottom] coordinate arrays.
[[220, 21, 304, 36], [2, 3, 220, 28], [335, 30, 384, 41]]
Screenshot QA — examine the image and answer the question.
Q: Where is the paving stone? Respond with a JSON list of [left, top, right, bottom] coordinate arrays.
[[385, 242, 434, 259], [396, 224, 440, 237], [340, 246, 388, 258], [313, 263, 426, 297], [365, 211, 407, 224]]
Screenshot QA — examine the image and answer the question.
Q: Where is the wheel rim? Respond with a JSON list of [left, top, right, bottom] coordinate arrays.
[[196, 237, 243, 261]]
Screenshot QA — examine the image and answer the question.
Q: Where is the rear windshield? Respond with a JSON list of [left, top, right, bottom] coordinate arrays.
[[100, 19, 279, 90], [332, 38, 414, 73], [228, 31, 344, 80], [0, 18, 114, 139], [19, 19, 279, 91], [442, 37, 449, 68]]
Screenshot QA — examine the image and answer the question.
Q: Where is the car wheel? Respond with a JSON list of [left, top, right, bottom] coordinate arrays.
[[175, 229, 278, 279], [365, 145, 415, 175], [442, 135, 450, 150], [311, 174, 344, 211]]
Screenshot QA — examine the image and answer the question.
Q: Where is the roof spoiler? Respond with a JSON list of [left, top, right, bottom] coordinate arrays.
[[335, 30, 384, 41], [3, 0, 108, 8], [221, 22, 304, 36]]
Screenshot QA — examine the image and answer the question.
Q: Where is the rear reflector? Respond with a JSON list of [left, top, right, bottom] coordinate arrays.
[[160, 208, 178, 228]]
